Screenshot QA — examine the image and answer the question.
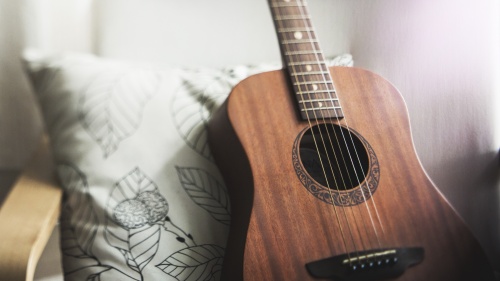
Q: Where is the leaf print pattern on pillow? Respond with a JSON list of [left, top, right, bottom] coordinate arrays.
[[58, 163, 137, 280], [58, 163, 99, 259], [104, 167, 215, 280], [171, 69, 233, 161], [24, 52, 353, 281], [79, 68, 161, 157], [176, 166, 231, 226], [157, 244, 225, 281], [105, 168, 163, 276], [57, 164, 228, 281], [171, 66, 271, 161]]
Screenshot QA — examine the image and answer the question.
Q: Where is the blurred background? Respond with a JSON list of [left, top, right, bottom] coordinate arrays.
[[0, 0, 498, 279]]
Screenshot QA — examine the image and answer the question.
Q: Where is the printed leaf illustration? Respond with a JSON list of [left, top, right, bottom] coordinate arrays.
[[65, 266, 138, 281], [156, 244, 225, 281], [176, 166, 231, 225], [171, 65, 278, 160], [58, 164, 99, 258], [171, 69, 238, 160], [79, 69, 161, 157], [105, 168, 164, 274]]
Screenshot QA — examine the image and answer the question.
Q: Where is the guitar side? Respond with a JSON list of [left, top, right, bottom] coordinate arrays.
[[208, 66, 495, 281]]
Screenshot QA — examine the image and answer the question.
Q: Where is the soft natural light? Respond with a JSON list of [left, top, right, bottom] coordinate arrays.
[[495, 1, 500, 150]]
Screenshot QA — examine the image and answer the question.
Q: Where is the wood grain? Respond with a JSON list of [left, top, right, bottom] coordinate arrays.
[[208, 66, 495, 281], [0, 136, 62, 281]]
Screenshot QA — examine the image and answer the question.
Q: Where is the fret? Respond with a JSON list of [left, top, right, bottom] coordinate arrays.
[[301, 107, 344, 119], [293, 80, 333, 86], [296, 90, 336, 95], [291, 70, 329, 76], [278, 27, 314, 33], [274, 15, 310, 21], [288, 63, 330, 75], [300, 106, 342, 112], [298, 98, 339, 103], [269, 0, 343, 120], [285, 50, 322, 56], [281, 39, 318, 45], [287, 61, 327, 67], [286, 54, 322, 61], [299, 100, 341, 111]]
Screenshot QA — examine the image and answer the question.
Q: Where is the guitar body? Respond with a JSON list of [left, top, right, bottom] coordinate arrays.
[[208, 66, 494, 280]]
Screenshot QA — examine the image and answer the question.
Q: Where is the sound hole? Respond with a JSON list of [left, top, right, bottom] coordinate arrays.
[[298, 123, 369, 191]]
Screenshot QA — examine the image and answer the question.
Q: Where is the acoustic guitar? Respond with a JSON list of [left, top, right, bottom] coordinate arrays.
[[208, 0, 495, 280]]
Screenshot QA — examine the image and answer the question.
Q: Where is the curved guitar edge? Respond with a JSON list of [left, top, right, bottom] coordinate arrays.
[[208, 97, 254, 281], [352, 66, 468, 228], [338, 65, 495, 256]]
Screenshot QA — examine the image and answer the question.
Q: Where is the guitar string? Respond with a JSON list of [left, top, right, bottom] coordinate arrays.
[[274, 3, 370, 256], [274, 0, 389, 264], [290, 0, 374, 258], [294, 0, 387, 251], [286, 0, 368, 256], [291, 0, 373, 256], [271, 0, 354, 260], [297, 0, 385, 248]]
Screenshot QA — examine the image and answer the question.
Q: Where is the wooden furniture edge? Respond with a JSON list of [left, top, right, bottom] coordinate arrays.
[[0, 136, 62, 281]]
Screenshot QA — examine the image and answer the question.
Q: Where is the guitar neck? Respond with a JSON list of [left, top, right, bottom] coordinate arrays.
[[268, 0, 343, 120]]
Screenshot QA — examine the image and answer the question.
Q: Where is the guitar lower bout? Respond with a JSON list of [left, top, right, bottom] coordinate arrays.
[[208, 66, 495, 281]]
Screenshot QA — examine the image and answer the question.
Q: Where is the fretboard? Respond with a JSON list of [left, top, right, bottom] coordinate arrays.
[[269, 0, 343, 120]]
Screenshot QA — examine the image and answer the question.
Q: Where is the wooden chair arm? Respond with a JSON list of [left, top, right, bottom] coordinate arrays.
[[0, 136, 62, 281]]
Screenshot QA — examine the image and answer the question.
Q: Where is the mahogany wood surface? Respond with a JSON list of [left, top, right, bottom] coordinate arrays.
[[208, 66, 495, 281]]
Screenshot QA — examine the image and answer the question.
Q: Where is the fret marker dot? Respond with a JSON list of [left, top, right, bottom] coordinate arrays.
[[284, 0, 291, 2], [294, 32, 303, 40], [312, 84, 318, 90], [318, 102, 323, 107], [306, 65, 313, 71]]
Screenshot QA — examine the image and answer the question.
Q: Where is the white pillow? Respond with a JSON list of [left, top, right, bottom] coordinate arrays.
[[24, 52, 353, 281]]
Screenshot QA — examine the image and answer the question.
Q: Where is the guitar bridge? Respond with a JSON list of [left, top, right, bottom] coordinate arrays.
[[306, 247, 424, 280]]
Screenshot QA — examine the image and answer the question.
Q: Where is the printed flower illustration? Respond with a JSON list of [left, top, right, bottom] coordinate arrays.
[[137, 190, 169, 223], [113, 190, 169, 229]]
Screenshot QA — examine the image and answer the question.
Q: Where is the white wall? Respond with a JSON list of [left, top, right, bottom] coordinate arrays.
[[94, 0, 352, 67], [0, 0, 42, 169], [0, 0, 95, 170]]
